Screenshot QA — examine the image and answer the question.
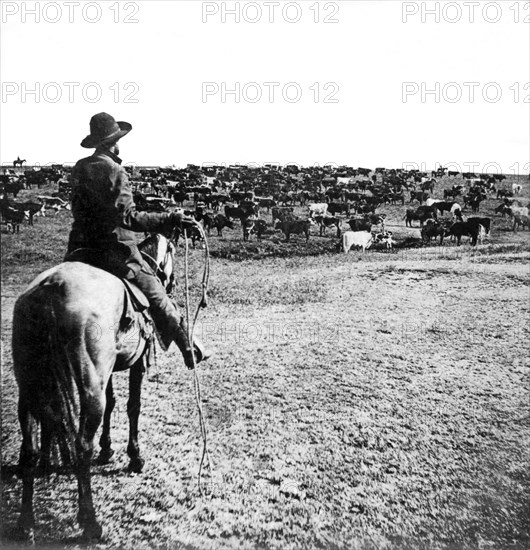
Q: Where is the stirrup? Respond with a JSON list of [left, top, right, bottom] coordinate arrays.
[[175, 321, 212, 369], [193, 337, 212, 364]]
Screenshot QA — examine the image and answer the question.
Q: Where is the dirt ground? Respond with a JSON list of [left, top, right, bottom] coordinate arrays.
[[1, 178, 530, 549]]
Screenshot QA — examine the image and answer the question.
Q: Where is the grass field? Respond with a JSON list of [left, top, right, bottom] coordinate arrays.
[[1, 177, 530, 549]]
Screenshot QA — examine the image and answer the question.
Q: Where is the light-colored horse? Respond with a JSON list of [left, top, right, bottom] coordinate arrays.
[[12, 234, 175, 542]]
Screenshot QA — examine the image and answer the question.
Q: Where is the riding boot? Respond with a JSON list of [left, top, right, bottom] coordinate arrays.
[[174, 317, 212, 370], [130, 263, 212, 369]]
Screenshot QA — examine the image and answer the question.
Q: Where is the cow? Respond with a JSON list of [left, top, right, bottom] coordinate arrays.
[[410, 191, 429, 204], [405, 206, 437, 227], [513, 214, 530, 231], [180, 225, 204, 248], [271, 206, 295, 224], [433, 201, 458, 217], [444, 188, 460, 199], [0, 180, 25, 197], [308, 203, 328, 218], [389, 192, 405, 205], [465, 193, 486, 213], [420, 179, 435, 193], [172, 190, 189, 206], [497, 189, 514, 199], [327, 202, 350, 216], [365, 214, 386, 229], [258, 198, 277, 212], [207, 213, 234, 236], [314, 215, 341, 237], [224, 204, 255, 221], [510, 206, 530, 218], [372, 231, 395, 249], [36, 195, 71, 213], [342, 231, 373, 253], [448, 221, 483, 246], [502, 205, 530, 219], [0, 205, 25, 233], [16, 201, 46, 225], [239, 200, 259, 216], [467, 217, 492, 236], [512, 183, 522, 195], [275, 219, 313, 242], [425, 198, 443, 207], [421, 220, 448, 245], [348, 218, 372, 232], [495, 203, 510, 217], [204, 193, 230, 210], [354, 202, 379, 215], [242, 218, 267, 241]]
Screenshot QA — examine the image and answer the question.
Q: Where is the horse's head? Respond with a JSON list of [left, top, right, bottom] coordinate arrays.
[[139, 234, 176, 294]]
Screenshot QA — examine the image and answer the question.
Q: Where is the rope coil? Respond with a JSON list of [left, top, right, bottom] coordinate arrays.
[[182, 220, 212, 493]]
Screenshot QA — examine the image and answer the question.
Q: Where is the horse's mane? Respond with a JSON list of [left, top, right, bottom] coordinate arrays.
[[137, 234, 175, 292], [138, 233, 160, 260]]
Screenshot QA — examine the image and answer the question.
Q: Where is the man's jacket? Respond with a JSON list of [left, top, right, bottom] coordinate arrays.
[[66, 148, 171, 278]]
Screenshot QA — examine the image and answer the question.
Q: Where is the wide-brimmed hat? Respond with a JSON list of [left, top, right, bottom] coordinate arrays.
[[81, 112, 132, 148]]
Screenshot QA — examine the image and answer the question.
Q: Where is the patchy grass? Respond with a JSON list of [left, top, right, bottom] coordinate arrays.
[[1, 177, 530, 549]]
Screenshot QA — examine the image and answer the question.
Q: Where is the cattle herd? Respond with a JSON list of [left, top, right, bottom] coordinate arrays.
[[1, 164, 528, 252]]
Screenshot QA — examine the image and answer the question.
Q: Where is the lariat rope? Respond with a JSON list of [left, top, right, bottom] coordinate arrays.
[[182, 220, 212, 494]]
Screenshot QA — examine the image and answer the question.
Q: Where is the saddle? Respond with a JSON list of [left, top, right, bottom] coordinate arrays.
[[65, 248, 156, 370]]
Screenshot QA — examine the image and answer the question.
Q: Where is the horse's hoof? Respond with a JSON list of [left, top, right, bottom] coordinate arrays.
[[15, 519, 35, 544], [82, 522, 103, 541], [128, 457, 145, 473], [98, 448, 115, 464], [15, 526, 35, 544]]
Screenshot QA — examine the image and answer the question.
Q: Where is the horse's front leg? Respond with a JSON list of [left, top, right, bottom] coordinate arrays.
[[127, 361, 145, 473], [98, 375, 116, 463]]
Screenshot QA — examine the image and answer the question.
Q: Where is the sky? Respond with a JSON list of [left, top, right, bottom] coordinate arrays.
[[1, 0, 529, 173]]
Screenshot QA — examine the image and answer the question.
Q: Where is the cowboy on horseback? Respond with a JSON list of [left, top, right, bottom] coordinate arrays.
[[65, 112, 211, 369]]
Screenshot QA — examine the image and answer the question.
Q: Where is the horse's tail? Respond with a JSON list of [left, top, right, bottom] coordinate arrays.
[[13, 281, 79, 468], [46, 291, 79, 467]]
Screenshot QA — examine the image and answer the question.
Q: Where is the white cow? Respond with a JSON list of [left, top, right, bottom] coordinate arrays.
[[36, 195, 71, 213], [510, 206, 529, 218], [342, 231, 373, 253], [308, 203, 328, 218], [425, 198, 443, 207], [512, 183, 522, 195]]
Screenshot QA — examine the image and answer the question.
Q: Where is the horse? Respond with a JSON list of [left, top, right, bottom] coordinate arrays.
[[13, 157, 26, 167], [11, 233, 177, 542]]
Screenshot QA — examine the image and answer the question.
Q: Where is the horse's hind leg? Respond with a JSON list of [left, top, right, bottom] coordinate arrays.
[[76, 391, 105, 540], [16, 393, 39, 542], [98, 375, 116, 463], [127, 361, 145, 473], [37, 417, 54, 476]]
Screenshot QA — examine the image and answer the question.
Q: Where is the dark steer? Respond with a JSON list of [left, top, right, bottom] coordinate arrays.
[[449, 221, 481, 246], [314, 215, 341, 237], [467, 217, 491, 236], [275, 219, 313, 242], [421, 221, 447, 245], [327, 202, 350, 216]]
